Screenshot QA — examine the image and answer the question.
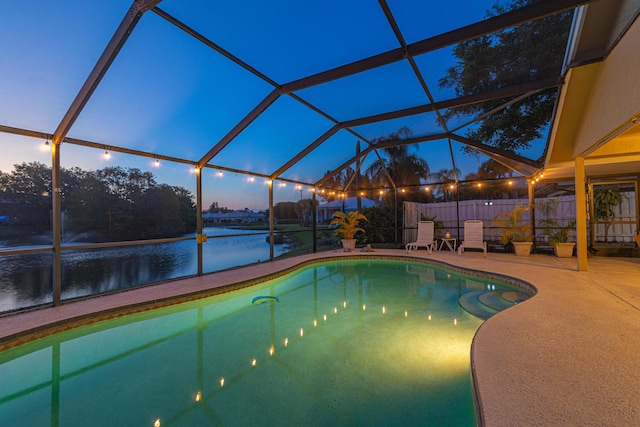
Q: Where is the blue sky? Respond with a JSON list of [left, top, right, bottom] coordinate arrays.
[[0, 0, 539, 210]]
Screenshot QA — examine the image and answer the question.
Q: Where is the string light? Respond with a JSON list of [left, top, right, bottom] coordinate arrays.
[[217, 170, 223, 177], [248, 176, 255, 182], [104, 150, 110, 159], [154, 158, 160, 167]]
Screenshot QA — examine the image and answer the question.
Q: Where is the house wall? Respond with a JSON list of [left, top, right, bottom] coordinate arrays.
[[572, 15, 640, 157]]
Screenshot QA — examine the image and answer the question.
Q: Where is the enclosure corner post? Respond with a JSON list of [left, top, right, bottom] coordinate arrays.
[[575, 157, 588, 271], [52, 142, 62, 306], [528, 180, 536, 249], [196, 168, 203, 275], [269, 182, 274, 261], [312, 190, 317, 253]]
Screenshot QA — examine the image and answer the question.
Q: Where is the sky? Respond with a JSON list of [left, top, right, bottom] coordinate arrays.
[[0, 0, 540, 211]]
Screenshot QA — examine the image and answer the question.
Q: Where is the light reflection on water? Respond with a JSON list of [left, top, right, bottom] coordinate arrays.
[[0, 260, 494, 426], [0, 228, 290, 313]]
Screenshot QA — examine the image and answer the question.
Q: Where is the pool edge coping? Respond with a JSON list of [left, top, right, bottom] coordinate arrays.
[[0, 253, 536, 351]]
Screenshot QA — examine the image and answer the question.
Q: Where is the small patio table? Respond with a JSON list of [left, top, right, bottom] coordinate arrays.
[[439, 238, 457, 253]]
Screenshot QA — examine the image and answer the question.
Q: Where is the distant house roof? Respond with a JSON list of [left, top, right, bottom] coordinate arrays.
[[317, 197, 376, 211]]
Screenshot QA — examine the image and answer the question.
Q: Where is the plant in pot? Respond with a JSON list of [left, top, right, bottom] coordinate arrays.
[[539, 197, 576, 257], [491, 203, 533, 256], [330, 211, 367, 251], [593, 185, 623, 243]]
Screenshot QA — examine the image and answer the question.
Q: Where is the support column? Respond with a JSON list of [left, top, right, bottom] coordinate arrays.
[[394, 190, 398, 247], [51, 143, 62, 306], [312, 190, 317, 253], [528, 180, 536, 248], [269, 182, 274, 261], [196, 168, 203, 275], [575, 157, 588, 271]]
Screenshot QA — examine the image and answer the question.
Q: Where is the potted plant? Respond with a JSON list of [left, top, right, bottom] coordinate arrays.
[[539, 197, 576, 257], [491, 203, 533, 256], [593, 185, 623, 243], [330, 211, 367, 251]]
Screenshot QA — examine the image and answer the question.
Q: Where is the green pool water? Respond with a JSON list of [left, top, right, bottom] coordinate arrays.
[[0, 259, 527, 426]]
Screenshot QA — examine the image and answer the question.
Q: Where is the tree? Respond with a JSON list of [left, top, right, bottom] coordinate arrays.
[[274, 202, 297, 221], [365, 127, 429, 188], [0, 162, 51, 228], [208, 201, 230, 213], [429, 168, 459, 202], [593, 186, 623, 243], [439, 0, 572, 153]]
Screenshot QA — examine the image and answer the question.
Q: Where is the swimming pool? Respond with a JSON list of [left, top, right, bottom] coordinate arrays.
[[0, 258, 533, 426]]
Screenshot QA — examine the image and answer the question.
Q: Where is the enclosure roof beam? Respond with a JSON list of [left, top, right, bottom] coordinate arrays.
[[152, 7, 280, 88], [51, 0, 162, 146], [450, 134, 541, 177], [342, 76, 563, 128], [270, 125, 341, 180], [280, 0, 591, 93], [197, 89, 281, 168]]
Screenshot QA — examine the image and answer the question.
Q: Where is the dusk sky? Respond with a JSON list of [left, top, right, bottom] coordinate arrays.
[[0, 0, 540, 210]]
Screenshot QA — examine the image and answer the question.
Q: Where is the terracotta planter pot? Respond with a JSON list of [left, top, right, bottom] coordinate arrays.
[[554, 242, 575, 258], [341, 239, 356, 252], [513, 241, 532, 256]]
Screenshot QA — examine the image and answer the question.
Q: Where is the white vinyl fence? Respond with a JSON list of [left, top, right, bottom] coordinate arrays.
[[591, 191, 638, 243], [404, 192, 638, 246]]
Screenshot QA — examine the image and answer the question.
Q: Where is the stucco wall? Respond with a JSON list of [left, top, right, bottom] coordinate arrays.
[[573, 15, 640, 157]]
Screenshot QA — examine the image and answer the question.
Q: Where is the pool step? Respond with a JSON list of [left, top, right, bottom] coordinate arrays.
[[501, 291, 531, 304], [459, 290, 529, 320], [478, 291, 513, 311], [458, 291, 497, 320]]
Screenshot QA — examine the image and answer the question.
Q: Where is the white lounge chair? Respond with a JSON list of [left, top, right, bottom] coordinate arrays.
[[406, 221, 436, 253], [458, 220, 487, 256]]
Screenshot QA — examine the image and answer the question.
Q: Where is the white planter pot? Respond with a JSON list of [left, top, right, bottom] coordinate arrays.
[[554, 242, 575, 258], [513, 241, 532, 256], [341, 239, 356, 251]]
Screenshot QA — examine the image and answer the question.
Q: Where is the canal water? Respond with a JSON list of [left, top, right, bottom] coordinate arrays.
[[0, 228, 291, 313]]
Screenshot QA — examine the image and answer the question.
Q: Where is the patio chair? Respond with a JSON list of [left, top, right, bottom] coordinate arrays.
[[458, 220, 487, 256], [406, 221, 436, 254]]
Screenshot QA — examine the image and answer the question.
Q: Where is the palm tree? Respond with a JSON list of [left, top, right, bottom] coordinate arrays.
[[365, 127, 430, 188], [429, 168, 459, 202], [478, 159, 513, 180]]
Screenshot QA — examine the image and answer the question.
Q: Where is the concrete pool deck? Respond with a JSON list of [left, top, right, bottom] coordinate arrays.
[[1, 249, 639, 425]]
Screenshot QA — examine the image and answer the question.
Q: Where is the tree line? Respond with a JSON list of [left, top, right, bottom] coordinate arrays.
[[0, 162, 196, 241]]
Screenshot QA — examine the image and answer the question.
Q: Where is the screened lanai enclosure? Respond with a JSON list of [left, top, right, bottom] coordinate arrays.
[[1, 0, 639, 313]]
